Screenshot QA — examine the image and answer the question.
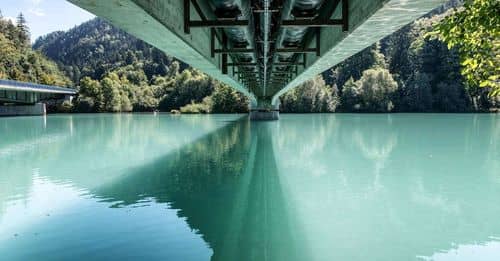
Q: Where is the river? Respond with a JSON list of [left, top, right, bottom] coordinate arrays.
[[0, 114, 499, 260]]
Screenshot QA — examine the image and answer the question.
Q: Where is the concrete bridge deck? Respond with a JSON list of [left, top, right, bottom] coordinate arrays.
[[68, 0, 447, 120]]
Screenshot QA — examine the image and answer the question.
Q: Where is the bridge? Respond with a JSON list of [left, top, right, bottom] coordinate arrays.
[[68, 0, 447, 120], [0, 79, 76, 116]]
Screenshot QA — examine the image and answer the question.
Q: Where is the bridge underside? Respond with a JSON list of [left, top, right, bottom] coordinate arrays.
[[0, 90, 67, 105], [68, 0, 446, 119]]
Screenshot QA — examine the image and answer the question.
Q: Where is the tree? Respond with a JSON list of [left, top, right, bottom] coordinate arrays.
[[401, 73, 433, 112], [430, 0, 500, 96], [210, 83, 248, 113], [357, 68, 398, 112], [372, 42, 387, 69], [159, 69, 214, 111], [101, 73, 122, 112], [324, 45, 378, 89], [125, 50, 137, 65], [121, 92, 133, 112], [16, 13, 29, 46], [168, 61, 180, 78], [433, 82, 469, 112], [340, 68, 398, 112], [133, 86, 158, 111], [281, 75, 339, 113], [180, 97, 212, 114], [340, 77, 361, 111], [177, 82, 248, 114]]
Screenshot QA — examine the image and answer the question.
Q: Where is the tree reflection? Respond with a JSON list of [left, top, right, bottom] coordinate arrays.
[[351, 115, 398, 190]]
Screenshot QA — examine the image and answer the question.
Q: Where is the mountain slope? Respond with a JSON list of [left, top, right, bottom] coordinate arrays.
[[0, 14, 71, 87], [33, 18, 179, 84]]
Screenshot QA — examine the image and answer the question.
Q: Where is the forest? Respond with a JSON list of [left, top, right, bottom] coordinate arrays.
[[0, 13, 70, 87], [1, 0, 499, 113]]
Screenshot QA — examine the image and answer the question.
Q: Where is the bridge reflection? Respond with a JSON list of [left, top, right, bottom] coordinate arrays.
[[95, 119, 309, 260]]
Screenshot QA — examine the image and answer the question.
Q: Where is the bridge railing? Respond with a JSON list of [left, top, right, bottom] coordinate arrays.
[[0, 79, 77, 94]]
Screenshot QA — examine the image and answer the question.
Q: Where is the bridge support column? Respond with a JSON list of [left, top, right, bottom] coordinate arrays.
[[249, 99, 279, 121], [0, 103, 46, 116], [249, 109, 279, 121]]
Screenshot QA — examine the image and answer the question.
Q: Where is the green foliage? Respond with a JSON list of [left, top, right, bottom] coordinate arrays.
[[57, 100, 74, 113], [33, 18, 178, 84], [178, 83, 249, 114], [101, 73, 124, 112], [159, 69, 214, 111], [340, 68, 398, 112], [433, 82, 469, 112], [76, 72, 156, 112], [75, 62, 218, 113], [210, 83, 249, 113], [133, 86, 158, 112], [324, 45, 381, 89], [358, 68, 398, 112], [401, 73, 433, 112], [77, 77, 103, 111], [0, 14, 71, 87], [74, 96, 95, 113], [340, 77, 361, 110], [180, 97, 212, 114], [281, 75, 339, 113], [430, 0, 500, 96], [16, 13, 29, 47], [330, 1, 491, 112]]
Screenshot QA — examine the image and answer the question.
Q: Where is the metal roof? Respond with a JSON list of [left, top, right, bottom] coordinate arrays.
[[0, 79, 77, 95]]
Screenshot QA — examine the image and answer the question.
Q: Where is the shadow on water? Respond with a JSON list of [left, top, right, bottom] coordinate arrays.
[[93, 118, 309, 261]]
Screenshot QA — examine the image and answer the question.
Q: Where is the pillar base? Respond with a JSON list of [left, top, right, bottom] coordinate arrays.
[[0, 103, 46, 116], [249, 110, 279, 121]]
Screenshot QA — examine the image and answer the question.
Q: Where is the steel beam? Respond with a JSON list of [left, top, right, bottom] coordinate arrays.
[[190, 20, 249, 28], [281, 19, 344, 27]]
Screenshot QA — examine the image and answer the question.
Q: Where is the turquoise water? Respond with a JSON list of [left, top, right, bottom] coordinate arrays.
[[0, 114, 499, 260]]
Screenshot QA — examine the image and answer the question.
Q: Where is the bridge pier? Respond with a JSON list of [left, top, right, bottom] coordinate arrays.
[[0, 103, 46, 117], [249, 109, 279, 121], [249, 99, 279, 121]]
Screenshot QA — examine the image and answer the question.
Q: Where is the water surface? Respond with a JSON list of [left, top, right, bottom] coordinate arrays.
[[0, 114, 499, 260]]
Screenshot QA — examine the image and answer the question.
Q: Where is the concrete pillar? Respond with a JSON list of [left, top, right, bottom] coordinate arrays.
[[249, 98, 279, 121], [64, 95, 74, 103], [249, 109, 279, 121], [0, 103, 46, 116]]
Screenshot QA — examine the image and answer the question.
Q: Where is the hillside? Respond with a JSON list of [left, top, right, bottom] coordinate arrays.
[[33, 18, 179, 84], [34, 18, 247, 113], [0, 13, 71, 87]]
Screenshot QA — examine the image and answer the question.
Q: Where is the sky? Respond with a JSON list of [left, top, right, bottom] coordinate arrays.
[[0, 0, 94, 41]]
